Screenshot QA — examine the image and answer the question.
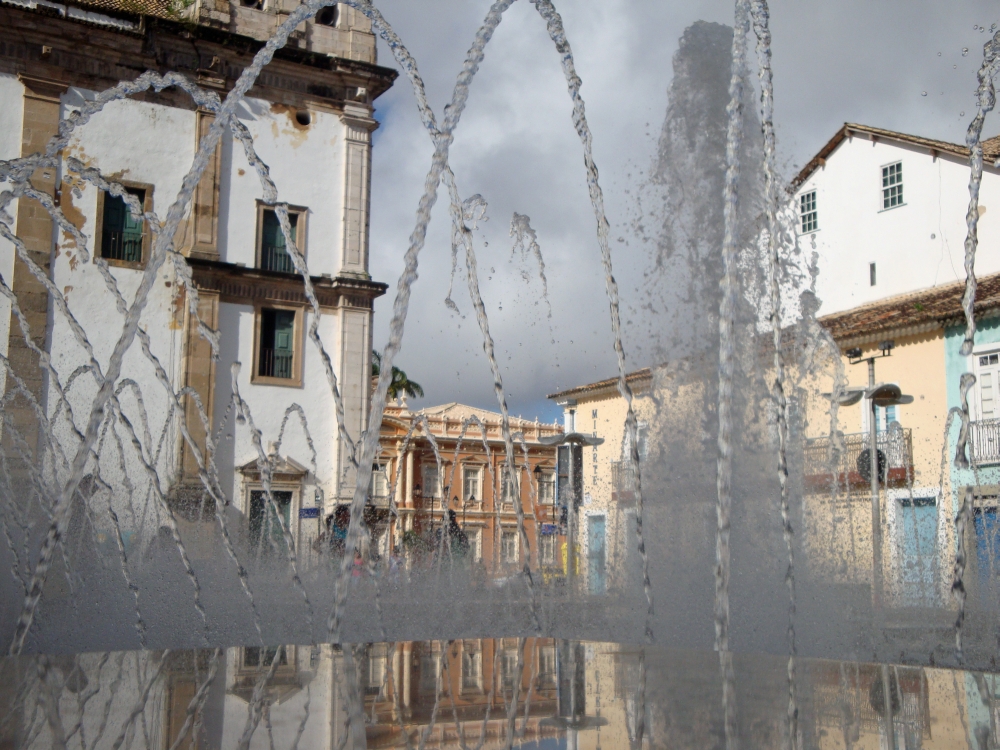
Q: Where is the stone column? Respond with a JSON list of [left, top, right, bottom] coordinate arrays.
[[335, 302, 370, 502], [3, 76, 66, 460], [401, 642, 412, 710]]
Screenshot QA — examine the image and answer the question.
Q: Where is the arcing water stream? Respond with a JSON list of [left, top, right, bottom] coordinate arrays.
[[0, 0, 999, 747]]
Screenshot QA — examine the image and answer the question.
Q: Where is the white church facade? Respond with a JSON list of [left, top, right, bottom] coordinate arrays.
[[0, 0, 396, 556]]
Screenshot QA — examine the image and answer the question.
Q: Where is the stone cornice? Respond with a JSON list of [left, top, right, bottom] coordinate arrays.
[[187, 257, 387, 310], [0, 3, 398, 110]]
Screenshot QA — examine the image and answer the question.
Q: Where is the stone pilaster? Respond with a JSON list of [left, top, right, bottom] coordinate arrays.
[[184, 109, 222, 261], [339, 104, 376, 276], [4, 76, 66, 458], [176, 288, 219, 497]]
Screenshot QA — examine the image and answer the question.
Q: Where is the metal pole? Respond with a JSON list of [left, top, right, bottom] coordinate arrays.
[[880, 663, 897, 749], [567, 446, 576, 593], [869, 357, 884, 612]]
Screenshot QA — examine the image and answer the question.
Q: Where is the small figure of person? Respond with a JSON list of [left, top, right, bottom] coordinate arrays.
[[446, 510, 470, 561], [351, 549, 364, 584]]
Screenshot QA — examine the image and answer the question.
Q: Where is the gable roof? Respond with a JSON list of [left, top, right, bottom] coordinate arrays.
[[792, 123, 1000, 190], [547, 368, 653, 401], [818, 271, 1000, 343]]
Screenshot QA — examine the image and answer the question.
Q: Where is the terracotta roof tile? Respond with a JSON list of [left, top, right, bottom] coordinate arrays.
[[546, 368, 652, 401], [818, 271, 1000, 342]]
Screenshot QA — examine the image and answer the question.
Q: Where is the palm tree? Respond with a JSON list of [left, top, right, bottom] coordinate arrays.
[[372, 350, 425, 401]]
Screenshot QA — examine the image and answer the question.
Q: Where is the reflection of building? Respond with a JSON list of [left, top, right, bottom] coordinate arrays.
[[548, 371, 653, 594], [372, 402, 563, 577]]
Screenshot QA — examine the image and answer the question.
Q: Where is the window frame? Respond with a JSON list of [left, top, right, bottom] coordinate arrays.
[[371, 461, 390, 500], [94, 181, 154, 270], [244, 482, 300, 555], [880, 161, 905, 211], [462, 464, 481, 502], [539, 533, 556, 565], [460, 640, 483, 694], [973, 346, 1000, 421], [798, 189, 818, 234], [421, 462, 443, 500], [500, 527, 519, 565], [255, 202, 308, 273], [251, 303, 305, 387], [537, 471, 556, 504], [500, 466, 520, 506]]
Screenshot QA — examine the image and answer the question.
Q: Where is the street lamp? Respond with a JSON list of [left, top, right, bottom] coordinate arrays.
[[539, 431, 604, 592], [841, 341, 913, 613]]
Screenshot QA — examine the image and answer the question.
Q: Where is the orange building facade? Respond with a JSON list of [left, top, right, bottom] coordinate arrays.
[[372, 402, 565, 579]]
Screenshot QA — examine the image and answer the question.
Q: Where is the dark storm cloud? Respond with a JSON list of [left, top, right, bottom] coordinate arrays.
[[366, 0, 998, 421]]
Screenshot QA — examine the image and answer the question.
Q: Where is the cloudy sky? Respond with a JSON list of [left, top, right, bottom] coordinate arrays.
[[364, 0, 998, 423]]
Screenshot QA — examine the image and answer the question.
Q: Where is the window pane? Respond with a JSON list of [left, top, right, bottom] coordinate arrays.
[[261, 210, 298, 273], [101, 188, 145, 263], [258, 309, 295, 379]]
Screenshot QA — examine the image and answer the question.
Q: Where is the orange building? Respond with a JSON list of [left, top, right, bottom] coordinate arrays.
[[371, 402, 564, 578]]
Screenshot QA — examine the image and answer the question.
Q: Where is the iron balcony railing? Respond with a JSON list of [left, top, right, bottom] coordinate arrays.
[[969, 418, 1000, 467], [102, 229, 143, 263], [804, 428, 913, 492], [259, 348, 293, 379], [261, 244, 295, 273], [611, 459, 639, 502]]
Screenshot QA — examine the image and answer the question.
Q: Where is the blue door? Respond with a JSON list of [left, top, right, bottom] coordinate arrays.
[[897, 496, 937, 605], [974, 506, 1000, 595], [587, 516, 606, 595]]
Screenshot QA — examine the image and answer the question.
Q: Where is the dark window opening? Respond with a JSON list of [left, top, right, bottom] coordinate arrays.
[[870, 262, 876, 287], [240, 0, 262, 8], [101, 187, 145, 263], [258, 309, 296, 379], [243, 645, 286, 668], [315, 5, 338, 25], [294, 110, 311, 127], [260, 210, 298, 273], [248, 490, 293, 554]]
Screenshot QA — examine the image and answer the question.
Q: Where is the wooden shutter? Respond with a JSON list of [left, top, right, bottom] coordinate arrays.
[[272, 310, 295, 378]]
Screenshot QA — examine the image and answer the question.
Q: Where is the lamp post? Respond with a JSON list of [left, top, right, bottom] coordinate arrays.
[[539, 431, 604, 593], [843, 341, 913, 614]]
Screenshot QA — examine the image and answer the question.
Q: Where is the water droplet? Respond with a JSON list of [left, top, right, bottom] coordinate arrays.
[[490, 267, 495, 273], [982, 27, 987, 33], [961, 111, 966, 116], [938, 52, 942, 56], [974, 24, 979, 30], [954, 64, 958, 69], [931, 233, 937, 239], [964, 47, 970, 56], [921, 91, 928, 96]]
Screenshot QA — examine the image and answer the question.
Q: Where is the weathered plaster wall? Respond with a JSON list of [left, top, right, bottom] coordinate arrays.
[[225, 99, 346, 276]]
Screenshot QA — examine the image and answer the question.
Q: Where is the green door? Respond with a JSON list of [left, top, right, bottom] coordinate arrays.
[[261, 210, 296, 273], [272, 310, 295, 378], [101, 188, 145, 263], [249, 490, 292, 555]]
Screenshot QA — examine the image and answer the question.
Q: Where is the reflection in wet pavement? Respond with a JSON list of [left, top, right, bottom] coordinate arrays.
[[1, 639, 996, 749]]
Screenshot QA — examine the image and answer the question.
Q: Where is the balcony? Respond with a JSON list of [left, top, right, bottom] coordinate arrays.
[[611, 459, 638, 504], [969, 418, 1000, 467], [804, 429, 913, 493]]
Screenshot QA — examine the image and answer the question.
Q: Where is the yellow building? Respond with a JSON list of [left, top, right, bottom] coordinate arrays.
[[547, 370, 653, 595]]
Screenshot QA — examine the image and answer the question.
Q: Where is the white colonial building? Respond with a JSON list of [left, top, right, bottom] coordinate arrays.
[[0, 0, 396, 556], [793, 123, 1000, 316]]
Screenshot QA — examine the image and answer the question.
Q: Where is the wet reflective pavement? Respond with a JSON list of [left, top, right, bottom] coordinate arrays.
[[1, 639, 997, 749]]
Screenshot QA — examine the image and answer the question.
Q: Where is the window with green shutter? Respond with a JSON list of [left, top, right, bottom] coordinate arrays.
[[258, 308, 296, 380], [260, 209, 298, 273], [100, 187, 146, 263]]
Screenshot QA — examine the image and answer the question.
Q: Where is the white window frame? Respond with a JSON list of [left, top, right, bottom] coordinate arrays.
[[500, 467, 520, 506], [973, 345, 1000, 421], [880, 161, 904, 211], [461, 640, 483, 693], [465, 526, 484, 562], [500, 528, 519, 564], [537, 471, 555, 504], [421, 463, 442, 500], [371, 462, 390, 499], [462, 465, 481, 502], [540, 533, 556, 565], [799, 189, 818, 233]]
